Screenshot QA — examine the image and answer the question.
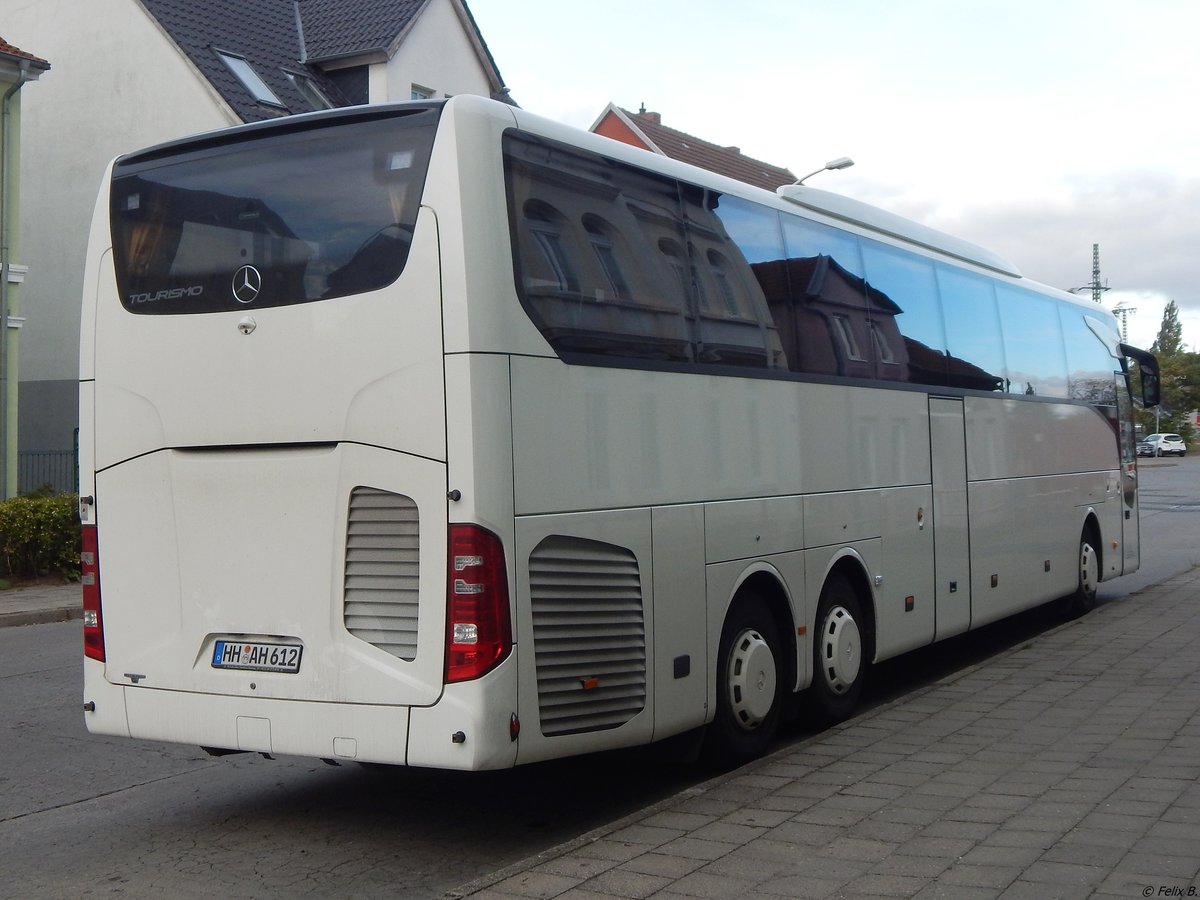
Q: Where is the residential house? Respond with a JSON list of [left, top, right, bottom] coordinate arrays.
[[6, 0, 507, 491], [591, 103, 796, 192], [0, 36, 50, 497]]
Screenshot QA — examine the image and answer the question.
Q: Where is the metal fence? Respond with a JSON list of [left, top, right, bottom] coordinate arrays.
[[18, 438, 78, 496]]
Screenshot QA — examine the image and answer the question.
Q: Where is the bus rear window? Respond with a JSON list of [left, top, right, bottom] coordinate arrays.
[[110, 108, 439, 314]]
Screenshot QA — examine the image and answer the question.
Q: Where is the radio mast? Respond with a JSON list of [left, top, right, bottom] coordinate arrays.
[[1072, 243, 1134, 340]]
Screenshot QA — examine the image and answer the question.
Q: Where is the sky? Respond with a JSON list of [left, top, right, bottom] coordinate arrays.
[[468, 0, 1200, 352]]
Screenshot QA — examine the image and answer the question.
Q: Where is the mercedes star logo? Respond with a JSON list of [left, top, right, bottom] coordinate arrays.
[[232, 265, 262, 304]]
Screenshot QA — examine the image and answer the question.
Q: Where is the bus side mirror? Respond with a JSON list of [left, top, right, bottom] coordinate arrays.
[[1120, 343, 1160, 407]]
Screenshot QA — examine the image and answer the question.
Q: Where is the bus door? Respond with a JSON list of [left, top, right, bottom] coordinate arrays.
[[930, 398, 971, 639], [1117, 372, 1140, 574]]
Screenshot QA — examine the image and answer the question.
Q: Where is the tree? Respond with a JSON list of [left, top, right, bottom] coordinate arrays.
[[1151, 299, 1185, 356], [1138, 300, 1199, 443]]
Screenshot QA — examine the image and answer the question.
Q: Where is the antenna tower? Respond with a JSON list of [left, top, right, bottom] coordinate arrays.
[[1085, 243, 1110, 304]]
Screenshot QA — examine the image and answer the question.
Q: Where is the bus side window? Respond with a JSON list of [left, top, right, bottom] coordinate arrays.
[[1062, 310, 1119, 406], [938, 265, 1008, 392], [781, 214, 872, 379], [504, 131, 693, 363], [860, 240, 947, 386], [996, 286, 1070, 398]]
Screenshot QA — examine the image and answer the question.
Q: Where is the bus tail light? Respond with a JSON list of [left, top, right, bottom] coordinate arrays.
[[446, 524, 511, 683], [81, 525, 106, 662]]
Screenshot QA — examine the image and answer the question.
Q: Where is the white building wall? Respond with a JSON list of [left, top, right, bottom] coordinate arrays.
[[8, 0, 235, 450], [385, 0, 494, 100]]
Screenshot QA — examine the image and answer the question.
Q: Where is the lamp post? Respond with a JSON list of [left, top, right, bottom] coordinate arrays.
[[796, 156, 855, 185]]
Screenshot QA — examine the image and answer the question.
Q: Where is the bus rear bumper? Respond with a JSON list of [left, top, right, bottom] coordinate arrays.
[[132, 687, 411, 764], [83, 656, 520, 770]]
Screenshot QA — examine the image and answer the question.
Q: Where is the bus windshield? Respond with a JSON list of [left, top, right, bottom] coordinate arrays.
[[110, 107, 440, 314]]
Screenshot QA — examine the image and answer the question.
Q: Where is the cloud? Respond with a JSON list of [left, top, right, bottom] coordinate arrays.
[[877, 173, 1200, 347]]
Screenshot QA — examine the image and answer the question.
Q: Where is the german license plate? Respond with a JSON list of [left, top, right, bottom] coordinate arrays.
[[211, 640, 303, 674]]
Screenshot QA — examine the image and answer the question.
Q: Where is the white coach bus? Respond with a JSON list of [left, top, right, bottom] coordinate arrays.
[[79, 95, 1159, 769]]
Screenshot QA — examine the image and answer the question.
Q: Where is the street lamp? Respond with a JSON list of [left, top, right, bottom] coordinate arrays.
[[796, 156, 855, 185]]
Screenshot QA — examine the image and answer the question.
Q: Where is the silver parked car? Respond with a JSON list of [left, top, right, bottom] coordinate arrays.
[[1141, 433, 1187, 457]]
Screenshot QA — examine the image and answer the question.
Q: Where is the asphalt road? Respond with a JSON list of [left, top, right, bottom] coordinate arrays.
[[1, 455, 1196, 899]]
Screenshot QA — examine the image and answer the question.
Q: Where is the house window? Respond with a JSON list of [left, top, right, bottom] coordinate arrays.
[[658, 239, 692, 306], [868, 321, 895, 363], [832, 315, 864, 361], [707, 250, 742, 316], [584, 216, 630, 299], [411, 84, 435, 101], [215, 50, 284, 106], [286, 71, 333, 110], [525, 203, 579, 293]]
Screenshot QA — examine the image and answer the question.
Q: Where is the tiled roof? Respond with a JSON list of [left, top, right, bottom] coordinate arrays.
[[139, 0, 505, 122], [620, 107, 795, 192], [0, 36, 51, 70], [140, 0, 352, 121], [298, 0, 426, 61]]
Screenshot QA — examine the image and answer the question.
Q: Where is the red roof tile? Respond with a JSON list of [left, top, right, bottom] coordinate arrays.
[[611, 106, 794, 192], [0, 36, 50, 70]]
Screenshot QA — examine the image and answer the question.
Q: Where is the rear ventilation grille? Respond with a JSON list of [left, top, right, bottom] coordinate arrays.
[[344, 487, 419, 660], [529, 535, 646, 737]]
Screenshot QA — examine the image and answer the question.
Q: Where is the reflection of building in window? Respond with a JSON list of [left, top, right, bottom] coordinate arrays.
[[584, 216, 630, 299], [526, 202, 579, 293], [832, 315, 864, 361], [708, 250, 742, 316], [658, 239, 691, 303], [868, 321, 895, 364], [505, 131, 782, 369]]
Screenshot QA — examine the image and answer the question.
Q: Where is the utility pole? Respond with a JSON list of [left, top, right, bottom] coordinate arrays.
[[1074, 243, 1111, 304], [1071, 243, 1134, 341], [1112, 300, 1137, 343]]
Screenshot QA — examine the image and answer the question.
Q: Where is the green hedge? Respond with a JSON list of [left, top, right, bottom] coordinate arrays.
[[0, 493, 80, 580]]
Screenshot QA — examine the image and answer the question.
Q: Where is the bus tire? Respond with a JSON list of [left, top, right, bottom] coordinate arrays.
[[1061, 525, 1100, 618], [810, 574, 866, 723], [704, 594, 783, 767]]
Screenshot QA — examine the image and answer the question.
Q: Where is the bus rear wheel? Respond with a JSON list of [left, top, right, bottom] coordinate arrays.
[[704, 594, 783, 767], [810, 574, 866, 723]]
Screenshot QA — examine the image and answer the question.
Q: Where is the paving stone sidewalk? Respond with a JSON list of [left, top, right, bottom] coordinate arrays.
[[0, 581, 80, 627], [449, 569, 1200, 900]]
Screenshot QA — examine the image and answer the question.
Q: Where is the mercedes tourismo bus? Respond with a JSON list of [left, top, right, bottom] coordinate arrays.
[[79, 95, 1160, 769]]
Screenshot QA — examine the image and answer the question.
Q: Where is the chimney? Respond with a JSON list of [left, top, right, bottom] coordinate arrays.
[[636, 103, 661, 125]]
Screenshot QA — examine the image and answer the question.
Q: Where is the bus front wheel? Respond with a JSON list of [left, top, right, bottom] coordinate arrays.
[[1061, 526, 1100, 618], [811, 575, 866, 723], [704, 594, 783, 767]]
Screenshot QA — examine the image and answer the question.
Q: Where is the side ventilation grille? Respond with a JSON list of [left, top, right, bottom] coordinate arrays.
[[529, 535, 646, 737], [344, 487, 419, 660]]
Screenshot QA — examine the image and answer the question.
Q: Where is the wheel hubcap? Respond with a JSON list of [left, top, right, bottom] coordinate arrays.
[[1080, 542, 1098, 598], [820, 606, 861, 695], [727, 629, 777, 730]]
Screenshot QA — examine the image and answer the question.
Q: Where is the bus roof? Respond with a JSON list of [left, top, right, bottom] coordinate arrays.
[[776, 184, 1022, 278]]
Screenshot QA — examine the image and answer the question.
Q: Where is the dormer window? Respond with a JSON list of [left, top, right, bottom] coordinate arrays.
[[286, 71, 333, 110], [215, 50, 283, 107]]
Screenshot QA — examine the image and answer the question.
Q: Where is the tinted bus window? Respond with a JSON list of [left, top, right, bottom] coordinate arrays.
[[860, 240, 948, 386], [111, 108, 439, 314], [707, 195, 792, 370], [1062, 310, 1119, 405], [937, 265, 1008, 392], [997, 286, 1070, 397], [505, 131, 694, 363], [506, 133, 788, 369], [778, 214, 869, 377]]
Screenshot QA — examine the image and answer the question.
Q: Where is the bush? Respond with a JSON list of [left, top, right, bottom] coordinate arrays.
[[0, 493, 80, 580]]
